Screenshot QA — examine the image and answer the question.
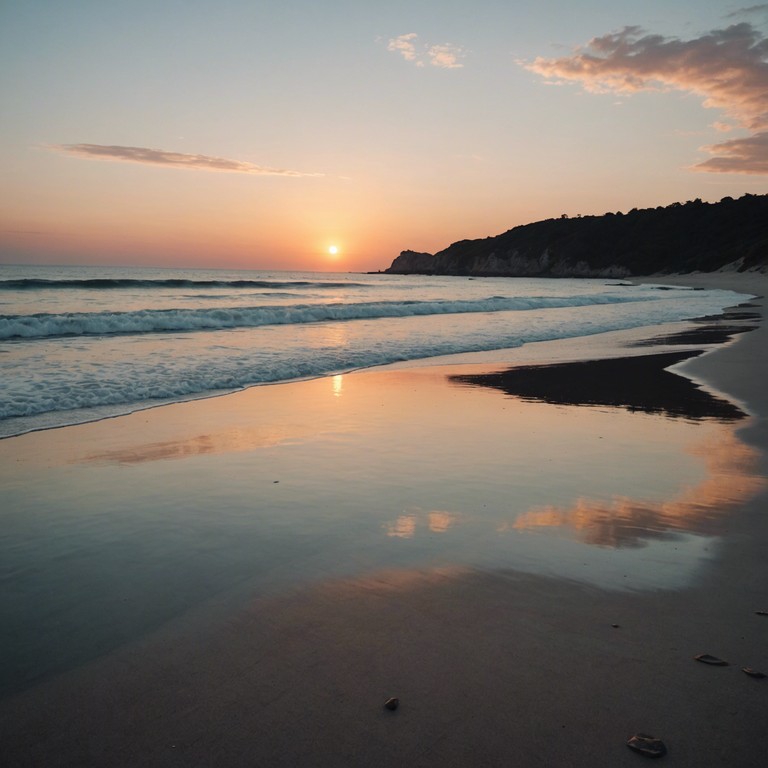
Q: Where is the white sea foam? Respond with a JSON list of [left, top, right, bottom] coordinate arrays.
[[0, 294, 656, 340]]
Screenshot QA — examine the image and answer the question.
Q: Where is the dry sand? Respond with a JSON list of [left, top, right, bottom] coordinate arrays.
[[1, 273, 767, 767]]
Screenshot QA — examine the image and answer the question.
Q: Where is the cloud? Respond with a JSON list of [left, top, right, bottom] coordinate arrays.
[[49, 144, 323, 177], [725, 4, 768, 18], [387, 32, 422, 65], [696, 131, 768, 173], [427, 43, 465, 69], [386, 33, 464, 69], [525, 23, 768, 174], [1, 230, 59, 236]]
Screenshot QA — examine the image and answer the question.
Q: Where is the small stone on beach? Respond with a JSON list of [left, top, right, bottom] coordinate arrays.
[[694, 653, 728, 666], [611, 623, 620, 628], [755, 610, 768, 616], [742, 667, 767, 679], [627, 733, 667, 758], [384, 697, 399, 711]]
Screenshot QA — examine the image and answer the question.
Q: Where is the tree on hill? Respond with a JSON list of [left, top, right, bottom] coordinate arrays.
[[386, 194, 768, 276]]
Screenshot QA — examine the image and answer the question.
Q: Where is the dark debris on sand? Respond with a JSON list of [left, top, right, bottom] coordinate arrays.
[[627, 733, 667, 758]]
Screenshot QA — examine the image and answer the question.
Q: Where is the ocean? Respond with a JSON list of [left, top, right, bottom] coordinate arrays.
[[0, 263, 753, 439]]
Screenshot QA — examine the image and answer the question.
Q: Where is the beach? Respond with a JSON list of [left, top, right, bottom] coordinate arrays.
[[1, 272, 767, 767]]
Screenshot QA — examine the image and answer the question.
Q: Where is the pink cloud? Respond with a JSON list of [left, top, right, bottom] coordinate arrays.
[[387, 33, 464, 69], [387, 33, 421, 64], [525, 23, 768, 174], [696, 131, 768, 174], [50, 144, 323, 177], [427, 43, 465, 69]]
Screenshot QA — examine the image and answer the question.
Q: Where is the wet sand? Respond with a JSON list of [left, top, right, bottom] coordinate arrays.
[[1, 273, 767, 767]]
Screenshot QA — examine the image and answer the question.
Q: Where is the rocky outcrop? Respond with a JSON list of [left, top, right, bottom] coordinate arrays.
[[385, 194, 768, 277], [389, 248, 630, 278], [387, 250, 436, 273]]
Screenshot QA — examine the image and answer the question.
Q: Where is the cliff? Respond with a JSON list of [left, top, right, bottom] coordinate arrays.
[[385, 194, 768, 277]]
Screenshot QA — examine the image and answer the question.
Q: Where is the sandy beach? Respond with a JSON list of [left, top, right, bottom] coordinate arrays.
[[1, 273, 767, 768]]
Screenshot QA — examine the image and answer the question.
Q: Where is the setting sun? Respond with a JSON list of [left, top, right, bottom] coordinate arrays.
[[328, 245, 339, 255]]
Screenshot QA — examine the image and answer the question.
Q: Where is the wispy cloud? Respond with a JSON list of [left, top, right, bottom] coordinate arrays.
[[525, 23, 768, 174], [49, 144, 323, 177], [697, 132, 768, 173], [386, 33, 465, 69], [725, 4, 768, 18], [1, 229, 61, 236]]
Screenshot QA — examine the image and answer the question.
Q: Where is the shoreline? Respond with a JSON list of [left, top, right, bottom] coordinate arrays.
[[1, 272, 767, 767], [0, 273, 757, 442]]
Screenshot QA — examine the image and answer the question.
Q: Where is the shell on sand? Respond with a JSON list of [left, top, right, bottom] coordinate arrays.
[[627, 733, 667, 758], [742, 667, 767, 679], [383, 697, 399, 711], [694, 653, 728, 666]]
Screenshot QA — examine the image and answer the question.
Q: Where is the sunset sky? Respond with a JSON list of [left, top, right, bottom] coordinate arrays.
[[1, 1, 767, 272]]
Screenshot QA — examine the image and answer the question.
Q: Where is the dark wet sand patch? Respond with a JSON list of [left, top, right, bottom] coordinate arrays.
[[628, 324, 758, 347], [450, 351, 746, 421]]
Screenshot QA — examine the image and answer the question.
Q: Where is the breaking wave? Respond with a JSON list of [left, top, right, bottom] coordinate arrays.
[[0, 294, 652, 340]]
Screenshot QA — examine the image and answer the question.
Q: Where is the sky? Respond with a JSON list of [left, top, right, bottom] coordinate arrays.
[[1, 1, 767, 272]]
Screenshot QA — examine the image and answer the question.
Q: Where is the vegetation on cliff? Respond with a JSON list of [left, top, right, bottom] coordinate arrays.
[[385, 194, 768, 277]]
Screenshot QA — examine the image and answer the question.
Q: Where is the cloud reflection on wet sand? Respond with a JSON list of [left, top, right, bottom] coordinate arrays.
[[508, 426, 766, 547], [82, 424, 312, 465], [385, 508, 458, 538]]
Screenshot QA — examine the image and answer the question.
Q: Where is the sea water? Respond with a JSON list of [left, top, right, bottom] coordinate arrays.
[[0, 264, 752, 438]]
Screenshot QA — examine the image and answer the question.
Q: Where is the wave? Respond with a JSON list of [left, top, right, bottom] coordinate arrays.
[[0, 277, 369, 291], [0, 294, 652, 340]]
